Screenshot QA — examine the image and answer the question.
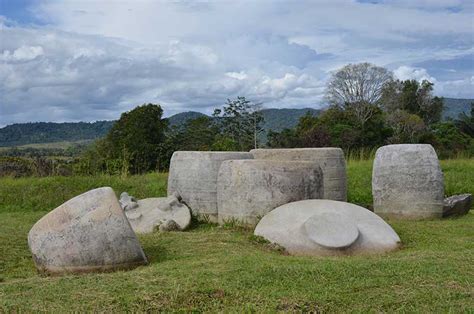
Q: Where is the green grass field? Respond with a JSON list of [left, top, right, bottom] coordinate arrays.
[[1, 159, 473, 311]]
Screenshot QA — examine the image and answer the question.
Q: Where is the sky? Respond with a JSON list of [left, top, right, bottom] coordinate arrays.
[[0, 0, 473, 127]]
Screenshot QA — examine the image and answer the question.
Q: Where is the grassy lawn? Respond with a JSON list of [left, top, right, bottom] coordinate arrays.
[[1, 159, 473, 311]]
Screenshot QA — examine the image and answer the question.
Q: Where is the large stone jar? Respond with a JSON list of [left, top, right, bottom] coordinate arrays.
[[372, 144, 444, 219], [217, 160, 324, 226], [28, 187, 148, 275], [167, 151, 253, 222], [250, 148, 347, 201]]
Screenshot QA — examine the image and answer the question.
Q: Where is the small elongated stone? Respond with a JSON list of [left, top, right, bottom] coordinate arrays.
[[443, 194, 472, 217]]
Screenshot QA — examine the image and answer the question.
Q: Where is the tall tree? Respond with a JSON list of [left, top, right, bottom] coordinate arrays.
[[380, 79, 444, 125], [213, 96, 264, 150], [104, 103, 168, 174], [177, 116, 219, 151], [267, 128, 300, 148], [267, 107, 389, 150], [325, 62, 393, 125], [385, 109, 427, 143]]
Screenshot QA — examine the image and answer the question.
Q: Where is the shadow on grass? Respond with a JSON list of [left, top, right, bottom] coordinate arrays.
[[141, 244, 170, 264]]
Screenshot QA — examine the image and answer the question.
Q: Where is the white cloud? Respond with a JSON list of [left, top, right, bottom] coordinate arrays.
[[0, 0, 473, 126], [394, 66, 437, 82], [0, 21, 326, 125], [393, 66, 474, 98], [0, 45, 44, 62], [436, 76, 474, 98], [226, 71, 248, 80]]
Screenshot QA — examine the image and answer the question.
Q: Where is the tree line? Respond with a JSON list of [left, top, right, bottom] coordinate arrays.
[[268, 63, 472, 158], [3, 62, 471, 177], [74, 97, 265, 175], [76, 62, 472, 176]]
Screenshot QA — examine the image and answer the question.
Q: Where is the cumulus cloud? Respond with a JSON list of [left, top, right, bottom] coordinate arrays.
[[435, 76, 474, 99], [0, 45, 44, 62], [0, 20, 327, 125], [394, 66, 438, 82], [0, 0, 473, 126], [394, 65, 474, 98]]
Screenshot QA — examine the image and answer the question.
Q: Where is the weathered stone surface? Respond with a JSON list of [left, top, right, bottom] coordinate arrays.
[[28, 187, 148, 275], [167, 151, 253, 222], [119, 192, 138, 211], [372, 144, 444, 219], [217, 160, 324, 226], [121, 192, 191, 233], [443, 194, 472, 217], [254, 200, 400, 256], [304, 213, 359, 249], [250, 148, 347, 201]]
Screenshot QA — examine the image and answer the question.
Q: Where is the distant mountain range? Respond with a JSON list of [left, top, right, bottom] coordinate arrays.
[[0, 121, 115, 148], [0, 98, 471, 147], [443, 98, 473, 119]]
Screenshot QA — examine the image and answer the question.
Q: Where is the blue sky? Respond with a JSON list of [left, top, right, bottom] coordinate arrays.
[[0, 0, 473, 126]]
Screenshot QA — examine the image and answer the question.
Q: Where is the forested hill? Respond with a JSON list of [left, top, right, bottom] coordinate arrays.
[[0, 99, 470, 147], [443, 98, 473, 119], [261, 108, 320, 133], [168, 111, 207, 127], [0, 108, 321, 147], [0, 121, 115, 147]]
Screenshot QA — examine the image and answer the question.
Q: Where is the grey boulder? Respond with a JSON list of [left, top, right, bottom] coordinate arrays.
[[443, 194, 472, 217], [28, 187, 148, 275], [121, 192, 191, 233], [254, 199, 401, 256]]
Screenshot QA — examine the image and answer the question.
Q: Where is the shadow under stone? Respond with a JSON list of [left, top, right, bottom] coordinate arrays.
[[140, 244, 170, 264]]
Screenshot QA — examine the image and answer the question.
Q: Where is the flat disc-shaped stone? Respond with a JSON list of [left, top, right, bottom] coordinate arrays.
[[303, 212, 359, 249]]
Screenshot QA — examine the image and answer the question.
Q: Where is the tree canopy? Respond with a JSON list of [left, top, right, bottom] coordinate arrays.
[[212, 96, 265, 151], [325, 63, 394, 125], [380, 79, 444, 124]]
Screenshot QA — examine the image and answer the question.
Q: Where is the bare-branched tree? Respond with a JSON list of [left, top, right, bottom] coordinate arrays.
[[325, 62, 393, 125]]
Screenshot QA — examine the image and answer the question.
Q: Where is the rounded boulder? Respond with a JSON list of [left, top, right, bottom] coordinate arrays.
[[254, 199, 401, 256]]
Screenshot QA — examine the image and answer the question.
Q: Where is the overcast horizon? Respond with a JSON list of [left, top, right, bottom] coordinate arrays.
[[1, 0, 473, 127]]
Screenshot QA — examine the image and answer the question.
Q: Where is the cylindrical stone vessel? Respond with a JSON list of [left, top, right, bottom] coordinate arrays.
[[28, 187, 148, 275], [372, 144, 444, 219], [217, 160, 324, 226], [250, 148, 347, 201], [167, 151, 253, 222]]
